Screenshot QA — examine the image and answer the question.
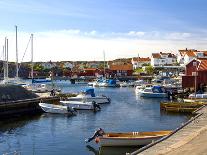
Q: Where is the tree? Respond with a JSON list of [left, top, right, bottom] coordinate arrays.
[[145, 65, 154, 75]]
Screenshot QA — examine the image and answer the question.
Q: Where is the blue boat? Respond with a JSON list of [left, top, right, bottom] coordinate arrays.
[[32, 78, 52, 83], [138, 85, 168, 98]]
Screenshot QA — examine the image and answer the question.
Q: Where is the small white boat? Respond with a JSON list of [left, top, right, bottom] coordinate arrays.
[[189, 93, 207, 99], [39, 103, 76, 115], [60, 100, 101, 111], [97, 130, 172, 147], [138, 86, 168, 98], [67, 88, 110, 104]]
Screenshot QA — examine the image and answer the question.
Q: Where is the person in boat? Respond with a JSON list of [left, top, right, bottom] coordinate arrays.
[[50, 89, 56, 96], [85, 128, 105, 143]]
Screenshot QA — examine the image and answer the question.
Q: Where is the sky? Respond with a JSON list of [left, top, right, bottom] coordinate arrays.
[[0, 0, 207, 62]]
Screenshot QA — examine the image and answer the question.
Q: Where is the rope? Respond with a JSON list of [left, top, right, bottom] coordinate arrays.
[[18, 35, 31, 70]]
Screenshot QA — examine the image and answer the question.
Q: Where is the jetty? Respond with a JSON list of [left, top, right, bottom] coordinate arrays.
[[129, 105, 207, 155], [0, 85, 59, 118]]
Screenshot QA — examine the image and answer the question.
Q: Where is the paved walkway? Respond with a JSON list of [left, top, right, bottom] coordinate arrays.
[[130, 105, 207, 155]]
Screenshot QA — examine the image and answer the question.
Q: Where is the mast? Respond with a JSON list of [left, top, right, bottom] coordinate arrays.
[[15, 25, 19, 78], [31, 34, 34, 79], [6, 38, 9, 80], [3, 45, 5, 80], [103, 50, 106, 78], [137, 53, 139, 68]]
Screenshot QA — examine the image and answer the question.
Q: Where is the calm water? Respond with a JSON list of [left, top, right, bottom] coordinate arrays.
[[0, 81, 190, 155]]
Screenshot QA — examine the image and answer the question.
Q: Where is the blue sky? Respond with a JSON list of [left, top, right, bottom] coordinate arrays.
[[0, 0, 207, 61]]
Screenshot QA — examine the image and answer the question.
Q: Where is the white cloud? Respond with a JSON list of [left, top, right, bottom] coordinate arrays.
[[0, 29, 207, 62]]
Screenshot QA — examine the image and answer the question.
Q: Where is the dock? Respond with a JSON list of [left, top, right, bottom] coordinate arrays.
[[0, 84, 60, 118], [129, 105, 207, 155]]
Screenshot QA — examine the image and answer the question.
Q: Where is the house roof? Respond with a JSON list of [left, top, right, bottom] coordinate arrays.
[[152, 53, 161, 58], [132, 57, 151, 62], [185, 51, 196, 57], [109, 64, 133, 70], [198, 59, 207, 71]]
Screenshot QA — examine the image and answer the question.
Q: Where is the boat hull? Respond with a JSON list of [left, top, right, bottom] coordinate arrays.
[[140, 92, 168, 98], [60, 101, 95, 110], [98, 131, 171, 147], [67, 96, 110, 104], [39, 103, 73, 114], [99, 136, 162, 146]]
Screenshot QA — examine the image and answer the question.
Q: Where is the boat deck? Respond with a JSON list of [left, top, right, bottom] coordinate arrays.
[[129, 105, 207, 155]]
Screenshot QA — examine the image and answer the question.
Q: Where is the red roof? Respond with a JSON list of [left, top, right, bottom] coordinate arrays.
[[185, 51, 196, 57], [132, 57, 151, 62], [198, 59, 207, 71], [152, 53, 161, 58], [109, 64, 133, 70]]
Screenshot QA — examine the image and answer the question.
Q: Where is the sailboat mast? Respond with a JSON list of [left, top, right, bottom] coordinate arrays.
[[3, 45, 5, 80], [15, 25, 19, 78], [5, 38, 9, 81], [31, 34, 34, 79], [103, 50, 106, 78]]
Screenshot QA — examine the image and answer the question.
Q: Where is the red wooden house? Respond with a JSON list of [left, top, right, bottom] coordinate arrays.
[[182, 58, 207, 89], [108, 63, 133, 77]]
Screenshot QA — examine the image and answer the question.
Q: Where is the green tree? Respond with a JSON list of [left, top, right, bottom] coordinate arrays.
[[145, 65, 154, 75]]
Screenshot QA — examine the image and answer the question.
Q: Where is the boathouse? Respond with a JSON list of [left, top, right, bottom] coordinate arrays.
[[182, 58, 207, 89]]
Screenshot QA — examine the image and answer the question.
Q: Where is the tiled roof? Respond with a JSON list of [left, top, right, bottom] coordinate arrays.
[[185, 51, 196, 57], [132, 57, 151, 62], [109, 64, 133, 70], [152, 53, 161, 58], [198, 59, 207, 71]]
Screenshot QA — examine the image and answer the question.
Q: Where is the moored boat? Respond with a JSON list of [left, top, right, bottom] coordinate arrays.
[[96, 130, 172, 146], [39, 103, 76, 115], [138, 86, 168, 98], [60, 100, 101, 111], [67, 88, 110, 104]]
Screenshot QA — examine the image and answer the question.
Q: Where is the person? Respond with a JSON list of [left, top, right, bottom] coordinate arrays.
[[85, 128, 105, 143], [50, 89, 55, 96]]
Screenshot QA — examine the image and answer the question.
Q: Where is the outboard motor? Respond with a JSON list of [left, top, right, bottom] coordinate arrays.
[[92, 101, 101, 112]]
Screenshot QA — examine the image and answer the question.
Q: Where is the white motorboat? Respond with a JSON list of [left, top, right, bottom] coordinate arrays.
[[60, 100, 101, 111], [39, 103, 76, 115], [67, 88, 110, 104], [189, 93, 207, 99], [138, 85, 168, 98]]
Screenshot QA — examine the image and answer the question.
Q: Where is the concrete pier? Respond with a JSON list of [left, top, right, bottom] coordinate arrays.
[[129, 105, 207, 155], [0, 85, 59, 118]]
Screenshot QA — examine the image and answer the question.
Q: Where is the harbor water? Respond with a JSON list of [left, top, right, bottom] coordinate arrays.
[[0, 81, 190, 155]]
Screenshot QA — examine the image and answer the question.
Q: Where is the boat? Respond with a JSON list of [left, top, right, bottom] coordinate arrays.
[[60, 100, 101, 111], [67, 88, 110, 104], [32, 78, 52, 83], [39, 103, 76, 115], [188, 93, 207, 99], [137, 85, 168, 98], [164, 106, 197, 113], [96, 130, 172, 147]]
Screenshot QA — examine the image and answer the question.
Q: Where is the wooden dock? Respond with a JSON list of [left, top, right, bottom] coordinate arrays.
[[128, 105, 207, 155]]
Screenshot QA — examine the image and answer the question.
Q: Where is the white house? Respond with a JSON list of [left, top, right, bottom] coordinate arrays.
[[62, 62, 73, 69], [131, 57, 151, 69], [41, 61, 56, 69], [178, 49, 207, 65], [151, 52, 177, 67]]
